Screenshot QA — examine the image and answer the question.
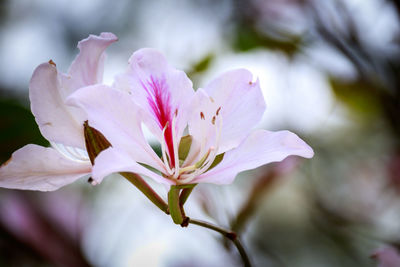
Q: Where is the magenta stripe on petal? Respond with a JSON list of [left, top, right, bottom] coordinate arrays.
[[141, 76, 176, 167]]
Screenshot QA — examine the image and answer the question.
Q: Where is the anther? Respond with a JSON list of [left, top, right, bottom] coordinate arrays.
[[216, 107, 221, 116], [200, 112, 205, 120], [212, 116, 216, 125]]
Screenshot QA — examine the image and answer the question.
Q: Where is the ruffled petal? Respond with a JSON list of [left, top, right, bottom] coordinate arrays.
[[193, 130, 314, 184], [29, 62, 86, 149], [202, 69, 266, 153], [63, 32, 118, 93], [0, 144, 91, 191], [114, 48, 194, 167], [92, 147, 174, 185], [67, 84, 165, 172]]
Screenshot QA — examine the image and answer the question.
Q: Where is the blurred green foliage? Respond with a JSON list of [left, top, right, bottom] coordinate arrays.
[[233, 25, 302, 56], [329, 78, 382, 117], [0, 97, 48, 163]]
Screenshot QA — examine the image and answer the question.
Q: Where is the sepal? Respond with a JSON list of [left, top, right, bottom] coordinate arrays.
[[83, 120, 111, 165]]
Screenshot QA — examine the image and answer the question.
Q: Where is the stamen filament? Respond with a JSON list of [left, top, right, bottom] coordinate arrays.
[[172, 115, 180, 179], [195, 147, 214, 169], [161, 123, 174, 175], [179, 115, 223, 184], [179, 165, 197, 174]]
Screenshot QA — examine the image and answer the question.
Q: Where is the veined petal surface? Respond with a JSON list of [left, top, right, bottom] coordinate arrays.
[[0, 144, 91, 191], [202, 69, 266, 153], [92, 148, 174, 185], [29, 62, 86, 149], [67, 85, 165, 172], [115, 48, 194, 167], [64, 32, 118, 94], [193, 130, 314, 184]]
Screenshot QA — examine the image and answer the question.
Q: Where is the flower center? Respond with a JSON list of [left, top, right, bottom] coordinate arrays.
[[159, 106, 223, 183]]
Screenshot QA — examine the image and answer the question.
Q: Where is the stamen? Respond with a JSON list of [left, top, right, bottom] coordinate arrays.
[[195, 147, 214, 169], [178, 147, 214, 181], [179, 115, 223, 184], [160, 122, 174, 175], [171, 115, 180, 179], [178, 165, 197, 174], [216, 107, 221, 116]]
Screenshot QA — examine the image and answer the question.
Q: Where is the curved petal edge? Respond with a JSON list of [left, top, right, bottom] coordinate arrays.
[[193, 130, 314, 184], [0, 144, 91, 191]]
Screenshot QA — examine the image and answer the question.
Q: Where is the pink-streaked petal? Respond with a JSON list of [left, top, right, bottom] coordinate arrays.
[[193, 130, 314, 184], [63, 32, 118, 93], [67, 84, 165, 172], [203, 69, 266, 153], [92, 147, 174, 185], [29, 62, 86, 149], [115, 48, 194, 166], [0, 144, 91, 191]]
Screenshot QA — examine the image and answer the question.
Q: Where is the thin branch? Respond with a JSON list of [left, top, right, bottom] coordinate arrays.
[[188, 218, 252, 267]]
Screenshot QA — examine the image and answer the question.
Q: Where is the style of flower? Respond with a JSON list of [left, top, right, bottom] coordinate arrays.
[[67, 48, 314, 186], [0, 33, 117, 191]]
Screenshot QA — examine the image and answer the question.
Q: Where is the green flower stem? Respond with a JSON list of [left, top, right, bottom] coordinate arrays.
[[188, 218, 252, 267], [120, 172, 169, 214], [179, 184, 196, 206], [168, 185, 185, 224]]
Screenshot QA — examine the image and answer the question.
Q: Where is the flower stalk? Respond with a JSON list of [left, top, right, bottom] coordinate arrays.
[[188, 218, 252, 267], [168, 185, 185, 224], [121, 172, 169, 214], [166, 185, 252, 266]]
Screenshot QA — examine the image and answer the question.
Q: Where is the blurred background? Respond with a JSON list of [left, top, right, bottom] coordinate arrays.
[[0, 0, 400, 266]]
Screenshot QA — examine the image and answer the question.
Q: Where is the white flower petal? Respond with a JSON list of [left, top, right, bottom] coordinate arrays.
[[203, 69, 266, 153], [193, 130, 314, 184], [186, 89, 220, 165], [29, 62, 86, 149], [0, 144, 91, 191], [64, 32, 118, 93], [67, 84, 165, 172], [92, 147, 174, 185], [115, 49, 194, 160]]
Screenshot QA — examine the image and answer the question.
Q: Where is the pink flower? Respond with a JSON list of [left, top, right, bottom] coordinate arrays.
[[68, 48, 314, 185], [0, 33, 118, 191], [372, 246, 400, 267]]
